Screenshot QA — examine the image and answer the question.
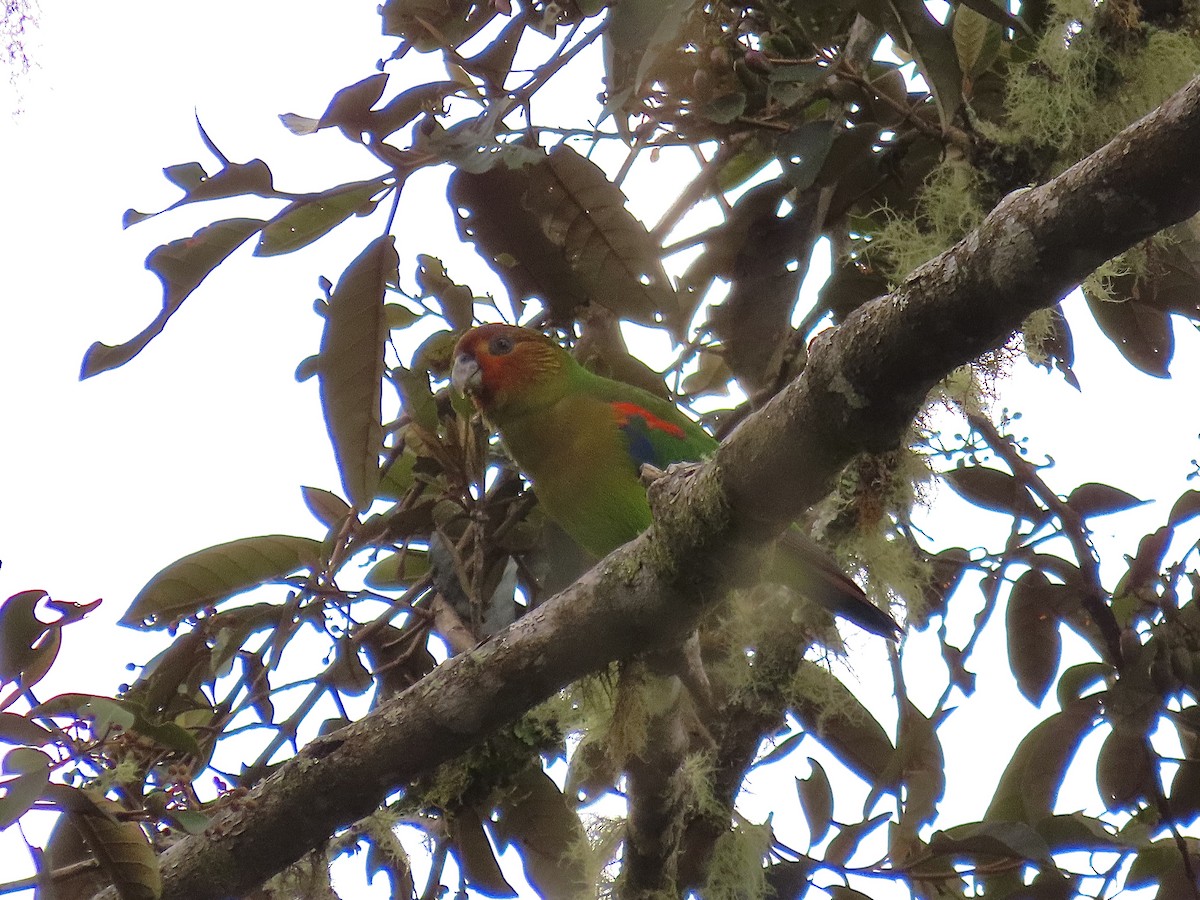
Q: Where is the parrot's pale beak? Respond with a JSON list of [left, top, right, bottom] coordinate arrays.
[[451, 353, 482, 397]]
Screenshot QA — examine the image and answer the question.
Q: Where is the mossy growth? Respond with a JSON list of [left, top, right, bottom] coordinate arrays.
[[863, 0, 1200, 301], [701, 818, 773, 900], [937, 364, 993, 417], [259, 850, 335, 899], [704, 583, 826, 704], [677, 750, 723, 820], [867, 159, 989, 285], [401, 694, 567, 814], [993, 0, 1200, 171], [807, 444, 933, 622]]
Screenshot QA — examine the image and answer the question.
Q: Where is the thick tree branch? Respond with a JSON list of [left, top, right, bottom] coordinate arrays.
[[619, 674, 692, 898], [94, 73, 1200, 900]]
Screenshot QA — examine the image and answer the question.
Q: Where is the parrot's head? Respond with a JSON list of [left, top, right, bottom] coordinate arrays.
[[452, 325, 571, 420]]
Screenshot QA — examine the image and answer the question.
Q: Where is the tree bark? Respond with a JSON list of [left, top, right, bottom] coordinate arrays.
[[91, 72, 1200, 900]]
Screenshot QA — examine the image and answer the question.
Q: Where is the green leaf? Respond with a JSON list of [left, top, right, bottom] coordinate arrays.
[[1125, 840, 1183, 889], [603, 0, 692, 115], [380, 0, 496, 51], [256, 179, 389, 256], [942, 465, 1040, 520], [123, 157, 278, 227], [81, 218, 265, 378], [490, 766, 588, 898], [1056, 661, 1112, 708], [1065, 482, 1147, 518], [449, 145, 684, 336], [775, 121, 836, 191], [366, 838, 417, 900], [750, 729, 804, 770], [394, 365, 439, 433], [827, 888, 874, 900], [130, 715, 201, 756], [68, 794, 163, 900], [530, 146, 684, 336], [315, 73, 388, 140], [952, 5, 1002, 79], [1168, 489, 1200, 527], [716, 135, 776, 192], [928, 820, 1053, 865], [769, 64, 826, 84], [985, 698, 1099, 824], [365, 549, 431, 589], [859, 0, 964, 127], [956, 0, 1030, 33], [0, 746, 51, 829], [460, 15, 525, 88], [1006, 568, 1063, 706], [412, 329, 459, 380], [898, 700, 946, 830], [824, 812, 891, 866], [680, 348, 732, 398], [385, 303, 422, 330], [791, 660, 896, 786], [367, 81, 461, 137], [448, 811, 517, 897], [1035, 812, 1134, 852], [796, 758, 834, 846], [895, 0, 964, 127], [279, 113, 321, 135], [1083, 286, 1173, 378], [415, 255, 475, 330], [328, 640, 374, 696], [1097, 725, 1154, 811], [0, 712, 55, 746], [702, 92, 747, 124], [301, 486, 353, 531], [0, 590, 52, 686], [33, 694, 137, 733], [121, 535, 322, 629], [317, 237, 397, 510], [378, 450, 419, 501], [765, 859, 820, 898]]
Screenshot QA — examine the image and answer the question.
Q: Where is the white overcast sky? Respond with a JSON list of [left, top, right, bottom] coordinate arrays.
[[3, 2, 1200, 897]]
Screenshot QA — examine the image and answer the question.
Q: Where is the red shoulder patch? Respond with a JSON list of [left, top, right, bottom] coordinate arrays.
[[610, 401, 686, 439]]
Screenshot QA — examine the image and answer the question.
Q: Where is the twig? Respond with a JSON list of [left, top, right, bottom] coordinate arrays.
[[967, 412, 1123, 666]]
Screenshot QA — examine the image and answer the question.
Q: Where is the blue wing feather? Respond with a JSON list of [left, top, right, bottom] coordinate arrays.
[[608, 399, 715, 471]]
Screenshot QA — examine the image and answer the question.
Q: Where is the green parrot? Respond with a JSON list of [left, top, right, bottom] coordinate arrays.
[[451, 323, 900, 639]]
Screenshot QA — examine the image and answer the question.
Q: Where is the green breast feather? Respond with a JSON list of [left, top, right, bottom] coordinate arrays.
[[494, 369, 712, 558]]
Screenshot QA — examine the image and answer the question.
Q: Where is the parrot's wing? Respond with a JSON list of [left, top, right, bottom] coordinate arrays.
[[608, 400, 713, 471]]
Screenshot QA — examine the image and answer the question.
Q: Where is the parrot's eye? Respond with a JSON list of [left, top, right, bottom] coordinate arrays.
[[489, 335, 514, 356]]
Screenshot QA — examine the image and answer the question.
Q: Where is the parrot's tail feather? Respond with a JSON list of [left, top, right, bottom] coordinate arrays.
[[771, 530, 903, 641]]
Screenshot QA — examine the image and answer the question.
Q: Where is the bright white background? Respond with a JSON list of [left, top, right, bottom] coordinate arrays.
[[3, 2, 1200, 897]]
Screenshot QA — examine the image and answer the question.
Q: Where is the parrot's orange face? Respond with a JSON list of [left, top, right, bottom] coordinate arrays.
[[451, 325, 568, 418]]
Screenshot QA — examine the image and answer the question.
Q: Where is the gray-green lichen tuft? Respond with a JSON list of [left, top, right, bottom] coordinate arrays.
[[701, 818, 773, 900]]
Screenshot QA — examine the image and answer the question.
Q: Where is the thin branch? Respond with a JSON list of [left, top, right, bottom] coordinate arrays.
[[967, 411, 1122, 665]]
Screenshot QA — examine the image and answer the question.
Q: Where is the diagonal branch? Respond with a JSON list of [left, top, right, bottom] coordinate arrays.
[[91, 72, 1200, 900]]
